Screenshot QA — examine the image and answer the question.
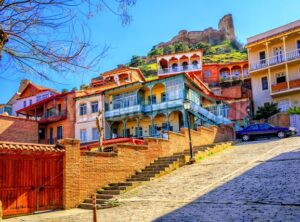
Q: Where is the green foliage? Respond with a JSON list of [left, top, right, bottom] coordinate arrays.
[[129, 55, 145, 67], [61, 88, 69, 93], [71, 87, 78, 92], [254, 103, 281, 120], [139, 63, 157, 78], [147, 40, 247, 63], [287, 107, 300, 115], [80, 84, 90, 90]]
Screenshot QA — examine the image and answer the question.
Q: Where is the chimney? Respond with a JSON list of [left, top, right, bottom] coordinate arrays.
[[18, 79, 31, 93]]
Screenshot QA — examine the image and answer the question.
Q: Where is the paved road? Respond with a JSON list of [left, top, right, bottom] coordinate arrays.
[[5, 137, 300, 222]]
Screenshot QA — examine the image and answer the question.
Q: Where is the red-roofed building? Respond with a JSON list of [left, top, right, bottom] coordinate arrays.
[[16, 92, 76, 144]]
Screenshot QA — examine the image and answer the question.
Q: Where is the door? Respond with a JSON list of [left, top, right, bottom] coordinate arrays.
[[0, 155, 63, 217], [0, 157, 36, 215], [278, 99, 290, 112], [259, 51, 266, 64], [49, 128, 54, 144], [273, 46, 283, 63]]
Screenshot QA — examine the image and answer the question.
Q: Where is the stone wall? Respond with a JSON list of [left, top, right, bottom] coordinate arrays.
[[0, 115, 38, 143], [61, 125, 235, 209]]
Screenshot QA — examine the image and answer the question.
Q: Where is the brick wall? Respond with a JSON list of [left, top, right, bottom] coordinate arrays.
[[0, 115, 38, 143], [61, 125, 235, 209], [268, 112, 290, 127]]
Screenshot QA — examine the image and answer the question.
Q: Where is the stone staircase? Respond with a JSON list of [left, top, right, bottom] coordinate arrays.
[[79, 143, 229, 210]]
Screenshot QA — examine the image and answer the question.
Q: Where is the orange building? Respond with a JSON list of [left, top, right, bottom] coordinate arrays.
[[16, 92, 76, 144], [200, 61, 252, 124]]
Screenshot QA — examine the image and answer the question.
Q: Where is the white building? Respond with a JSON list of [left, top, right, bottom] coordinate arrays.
[[75, 92, 103, 144], [12, 82, 58, 116]]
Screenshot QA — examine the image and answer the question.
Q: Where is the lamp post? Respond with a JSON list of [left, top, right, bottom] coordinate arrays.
[[183, 100, 195, 164]]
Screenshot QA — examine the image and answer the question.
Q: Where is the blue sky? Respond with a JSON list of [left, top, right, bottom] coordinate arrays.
[[1, 0, 300, 103]]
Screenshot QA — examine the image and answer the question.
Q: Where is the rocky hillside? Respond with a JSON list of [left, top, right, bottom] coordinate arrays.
[[126, 14, 247, 78]]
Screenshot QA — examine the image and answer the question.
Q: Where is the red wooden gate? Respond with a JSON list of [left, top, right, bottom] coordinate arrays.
[[0, 154, 63, 216]]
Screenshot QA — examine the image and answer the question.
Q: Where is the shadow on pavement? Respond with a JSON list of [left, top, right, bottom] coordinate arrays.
[[155, 149, 300, 222]]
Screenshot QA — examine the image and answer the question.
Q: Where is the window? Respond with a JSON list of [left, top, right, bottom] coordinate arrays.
[[167, 79, 182, 100], [80, 103, 87, 115], [152, 95, 156, 104], [57, 126, 63, 140], [23, 100, 27, 108], [204, 70, 211, 77], [259, 51, 266, 62], [246, 124, 259, 130], [172, 63, 178, 71], [161, 93, 166, 102], [276, 73, 286, 84], [42, 94, 49, 100], [92, 128, 99, 141], [261, 77, 268, 91], [297, 40, 300, 50], [80, 129, 87, 142], [29, 99, 32, 105], [113, 92, 137, 109], [259, 124, 273, 130], [37, 95, 42, 102], [91, 101, 98, 113], [277, 99, 290, 112]]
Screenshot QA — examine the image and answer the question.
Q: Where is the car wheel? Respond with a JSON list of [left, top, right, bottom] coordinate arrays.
[[277, 131, 286, 138], [242, 135, 250, 142]]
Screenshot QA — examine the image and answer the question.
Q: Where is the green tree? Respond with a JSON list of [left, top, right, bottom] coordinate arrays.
[[61, 88, 69, 93], [129, 55, 145, 67], [254, 103, 281, 120], [163, 45, 175, 54], [80, 84, 90, 90], [147, 47, 164, 58], [71, 87, 78, 92], [174, 42, 189, 53]]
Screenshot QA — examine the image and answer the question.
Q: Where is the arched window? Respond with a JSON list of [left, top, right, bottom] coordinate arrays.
[[172, 63, 178, 71], [192, 60, 198, 68], [182, 61, 188, 70]]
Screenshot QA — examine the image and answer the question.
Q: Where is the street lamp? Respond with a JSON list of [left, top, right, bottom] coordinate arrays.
[[183, 100, 195, 164]]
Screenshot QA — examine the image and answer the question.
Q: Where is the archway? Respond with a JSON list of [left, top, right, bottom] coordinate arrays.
[[152, 83, 166, 104], [137, 85, 151, 106], [168, 110, 184, 132], [159, 58, 168, 70], [219, 67, 230, 80], [139, 115, 152, 137], [153, 113, 167, 137], [231, 65, 242, 80], [110, 121, 124, 138]]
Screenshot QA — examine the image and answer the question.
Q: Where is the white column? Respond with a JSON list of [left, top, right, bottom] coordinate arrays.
[[282, 36, 290, 89]]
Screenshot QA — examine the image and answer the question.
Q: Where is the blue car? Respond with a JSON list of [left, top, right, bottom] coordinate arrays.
[[236, 123, 297, 142]]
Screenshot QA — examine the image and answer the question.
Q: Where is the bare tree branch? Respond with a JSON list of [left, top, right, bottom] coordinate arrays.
[[0, 0, 137, 79]]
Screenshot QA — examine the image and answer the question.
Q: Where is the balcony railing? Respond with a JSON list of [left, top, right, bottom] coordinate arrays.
[[158, 64, 201, 75], [105, 105, 142, 118], [220, 71, 250, 82], [105, 99, 183, 118], [250, 48, 300, 71], [39, 109, 67, 123], [271, 78, 300, 94]]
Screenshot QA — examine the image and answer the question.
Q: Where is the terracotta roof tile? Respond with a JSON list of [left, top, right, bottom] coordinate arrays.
[[0, 141, 65, 153]]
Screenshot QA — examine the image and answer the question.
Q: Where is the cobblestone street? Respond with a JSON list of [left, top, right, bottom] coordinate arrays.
[[5, 137, 300, 222]]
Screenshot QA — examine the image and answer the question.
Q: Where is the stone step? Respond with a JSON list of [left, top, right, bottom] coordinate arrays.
[[79, 203, 112, 210], [98, 190, 121, 195], [131, 173, 157, 178], [84, 198, 109, 204], [144, 165, 169, 170], [141, 168, 162, 173], [147, 163, 171, 167], [96, 194, 115, 199], [109, 182, 134, 187], [103, 186, 128, 191], [153, 160, 177, 164], [127, 177, 151, 182]]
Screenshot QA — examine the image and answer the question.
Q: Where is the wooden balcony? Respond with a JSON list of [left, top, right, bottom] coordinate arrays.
[[271, 82, 288, 92], [271, 78, 300, 94]]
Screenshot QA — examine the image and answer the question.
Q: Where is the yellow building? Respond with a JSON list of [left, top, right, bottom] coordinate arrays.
[[246, 20, 300, 112]]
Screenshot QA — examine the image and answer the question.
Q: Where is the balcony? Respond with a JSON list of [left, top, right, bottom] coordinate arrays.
[[220, 71, 250, 82], [104, 99, 183, 118], [39, 109, 67, 124], [105, 105, 142, 118], [250, 49, 300, 71], [158, 64, 201, 76], [271, 78, 300, 94]]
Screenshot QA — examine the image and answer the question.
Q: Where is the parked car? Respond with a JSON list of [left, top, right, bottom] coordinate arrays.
[[236, 123, 298, 142]]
